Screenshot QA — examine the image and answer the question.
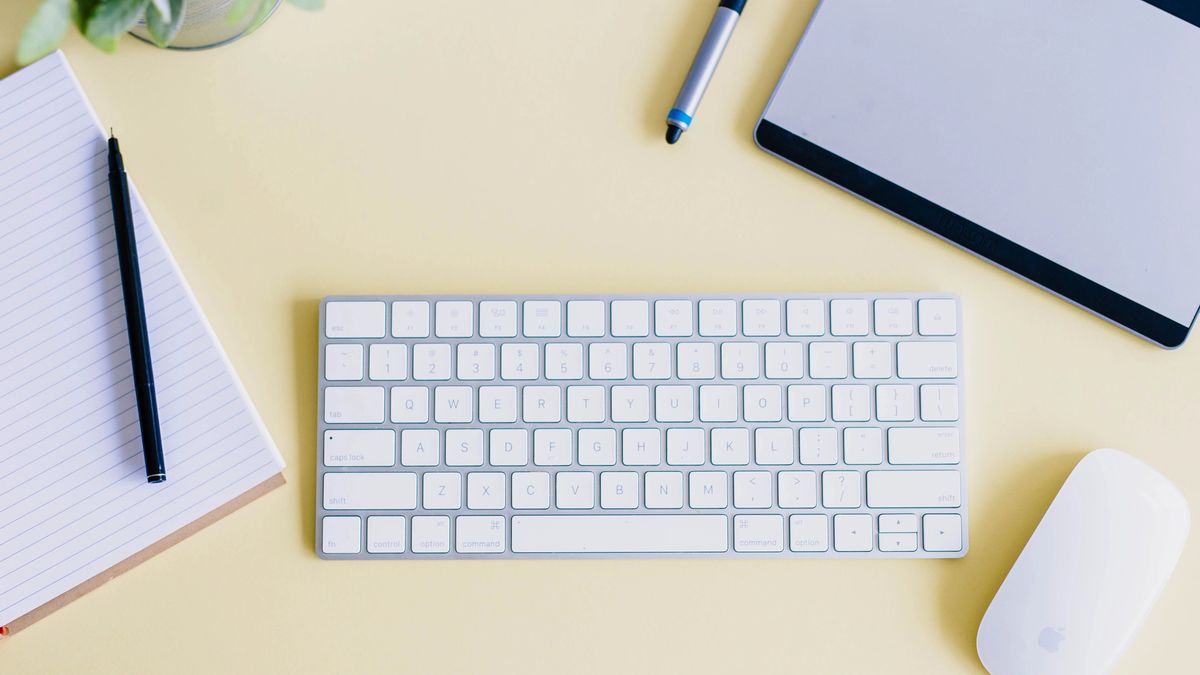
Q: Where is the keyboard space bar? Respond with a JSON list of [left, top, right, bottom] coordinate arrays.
[[511, 515, 729, 553]]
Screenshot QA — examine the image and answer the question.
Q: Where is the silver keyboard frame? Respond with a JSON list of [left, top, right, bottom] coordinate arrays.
[[317, 293, 967, 559]]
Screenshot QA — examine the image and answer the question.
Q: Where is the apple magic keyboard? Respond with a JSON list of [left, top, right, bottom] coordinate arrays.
[[317, 294, 966, 559]]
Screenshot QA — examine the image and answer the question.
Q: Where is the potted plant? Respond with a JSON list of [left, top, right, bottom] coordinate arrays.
[[17, 0, 322, 65]]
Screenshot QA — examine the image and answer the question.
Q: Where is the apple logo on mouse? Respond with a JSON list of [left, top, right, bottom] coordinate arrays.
[[1037, 626, 1066, 653]]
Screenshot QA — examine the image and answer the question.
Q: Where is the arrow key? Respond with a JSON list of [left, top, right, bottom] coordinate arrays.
[[833, 513, 873, 552]]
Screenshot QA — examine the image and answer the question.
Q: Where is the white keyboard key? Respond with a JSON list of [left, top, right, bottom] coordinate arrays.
[[622, 428, 662, 466], [533, 428, 573, 466], [479, 300, 518, 337], [633, 343, 672, 379], [368, 344, 408, 381], [867, 470, 961, 508], [843, 427, 883, 465], [754, 427, 794, 465], [654, 300, 694, 336], [566, 385, 606, 423], [689, 471, 728, 508], [445, 429, 485, 466], [733, 471, 771, 508], [897, 342, 958, 379], [611, 385, 650, 423], [888, 427, 961, 465], [323, 429, 395, 467], [322, 516, 362, 554], [799, 428, 837, 465], [522, 385, 562, 423], [512, 472, 551, 509], [501, 343, 539, 380], [556, 472, 596, 509], [655, 385, 695, 422], [325, 386, 385, 423], [435, 300, 473, 338], [699, 384, 737, 422], [467, 472, 506, 510], [790, 515, 829, 552], [664, 428, 706, 466], [567, 300, 605, 337], [589, 343, 628, 380], [852, 342, 893, 379], [832, 384, 871, 422], [391, 301, 430, 338], [325, 344, 364, 381], [711, 427, 750, 465], [456, 344, 495, 380], [743, 384, 782, 422], [879, 514, 919, 533], [822, 471, 862, 508], [742, 299, 782, 336], [876, 384, 916, 422], [733, 515, 785, 552], [579, 429, 618, 466], [600, 472, 639, 509], [721, 342, 760, 379], [423, 472, 462, 509], [677, 343, 716, 380], [874, 299, 914, 336], [391, 300, 429, 336], [778, 471, 817, 508], [645, 471, 684, 508], [787, 385, 827, 422], [455, 515, 507, 554], [879, 532, 918, 553], [698, 299, 737, 337], [545, 343, 584, 380], [786, 299, 826, 336], [923, 514, 963, 552], [764, 342, 804, 379], [920, 384, 960, 421], [478, 386, 517, 423], [523, 300, 562, 337], [401, 429, 440, 466], [390, 386, 429, 423], [490, 429, 530, 466], [611, 300, 650, 337], [830, 299, 869, 336], [366, 516, 406, 554], [326, 301, 385, 338], [833, 514, 873, 552], [809, 342, 848, 379], [412, 344, 451, 381], [918, 298, 958, 336], [511, 515, 728, 553], [411, 515, 451, 553], [434, 386, 473, 423], [323, 472, 416, 510]]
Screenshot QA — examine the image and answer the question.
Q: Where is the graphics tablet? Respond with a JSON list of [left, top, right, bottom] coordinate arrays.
[[756, 0, 1200, 347]]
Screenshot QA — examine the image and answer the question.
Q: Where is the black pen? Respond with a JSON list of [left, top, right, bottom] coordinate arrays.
[[108, 133, 166, 483]]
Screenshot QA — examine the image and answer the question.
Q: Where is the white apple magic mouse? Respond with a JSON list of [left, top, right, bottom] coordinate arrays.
[[977, 448, 1189, 675]]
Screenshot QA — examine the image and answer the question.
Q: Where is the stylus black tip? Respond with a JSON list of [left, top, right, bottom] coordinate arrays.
[[665, 126, 682, 144]]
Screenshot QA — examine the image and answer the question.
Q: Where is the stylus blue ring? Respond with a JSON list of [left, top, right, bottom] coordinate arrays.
[[668, 108, 693, 129]]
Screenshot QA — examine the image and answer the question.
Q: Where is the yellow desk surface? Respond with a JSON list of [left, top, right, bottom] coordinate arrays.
[[1, 1, 1195, 672]]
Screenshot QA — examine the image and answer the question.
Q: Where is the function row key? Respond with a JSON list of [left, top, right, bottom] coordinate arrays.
[[324, 298, 959, 340]]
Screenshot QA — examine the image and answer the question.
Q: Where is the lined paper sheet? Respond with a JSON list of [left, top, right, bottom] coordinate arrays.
[[0, 52, 284, 628]]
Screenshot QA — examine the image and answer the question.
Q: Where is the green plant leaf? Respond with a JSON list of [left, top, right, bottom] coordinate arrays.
[[149, 0, 171, 23], [288, 0, 324, 9], [73, 0, 104, 33], [144, 0, 184, 47], [84, 0, 151, 52], [16, 0, 72, 65]]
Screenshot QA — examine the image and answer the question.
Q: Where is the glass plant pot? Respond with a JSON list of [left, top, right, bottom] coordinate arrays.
[[128, 0, 282, 50]]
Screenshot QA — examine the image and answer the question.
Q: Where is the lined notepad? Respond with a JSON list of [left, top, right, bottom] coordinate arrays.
[[0, 52, 285, 632]]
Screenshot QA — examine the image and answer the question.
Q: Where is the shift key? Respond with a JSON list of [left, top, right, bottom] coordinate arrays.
[[867, 470, 961, 508]]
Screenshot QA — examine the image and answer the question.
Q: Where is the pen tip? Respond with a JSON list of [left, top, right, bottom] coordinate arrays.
[[665, 126, 682, 144]]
